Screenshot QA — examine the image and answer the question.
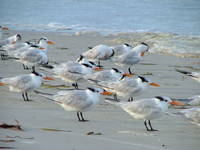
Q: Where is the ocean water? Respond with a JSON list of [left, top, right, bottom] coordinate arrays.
[[1, 0, 200, 57]]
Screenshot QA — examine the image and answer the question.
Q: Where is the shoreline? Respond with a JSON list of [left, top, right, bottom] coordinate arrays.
[[3, 29, 200, 58]]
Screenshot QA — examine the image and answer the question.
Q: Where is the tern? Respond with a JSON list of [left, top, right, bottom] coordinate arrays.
[[106, 96, 184, 131], [98, 76, 160, 101], [0, 71, 54, 101], [84, 68, 133, 83], [112, 42, 149, 67], [35, 87, 113, 122], [82, 44, 114, 61]]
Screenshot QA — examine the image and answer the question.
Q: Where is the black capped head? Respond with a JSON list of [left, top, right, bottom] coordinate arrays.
[[112, 68, 121, 73], [39, 37, 48, 41], [141, 42, 149, 51], [82, 63, 92, 68], [124, 43, 132, 47], [77, 55, 84, 62], [138, 76, 148, 82], [32, 71, 42, 77], [87, 87, 100, 93], [88, 61, 96, 66], [16, 34, 22, 41], [155, 96, 170, 102]]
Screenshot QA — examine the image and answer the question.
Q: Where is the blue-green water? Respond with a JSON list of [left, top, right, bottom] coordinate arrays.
[[1, 0, 200, 35]]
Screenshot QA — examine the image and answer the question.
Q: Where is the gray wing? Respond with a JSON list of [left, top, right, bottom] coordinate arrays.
[[116, 51, 140, 65], [122, 99, 162, 118], [21, 50, 44, 63], [53, 90, 93, 110], [85, 70, 112, 81], [2, 75, 33, 90]]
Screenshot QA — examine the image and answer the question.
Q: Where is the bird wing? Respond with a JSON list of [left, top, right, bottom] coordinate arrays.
[[53, 90, 93, 110], [121, 99, 162, 119], [2, 75, 33, 90], [20, 49, 46, 63]]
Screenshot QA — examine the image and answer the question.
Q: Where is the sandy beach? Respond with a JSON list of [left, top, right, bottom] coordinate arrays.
[[0, 30, 200, 150]]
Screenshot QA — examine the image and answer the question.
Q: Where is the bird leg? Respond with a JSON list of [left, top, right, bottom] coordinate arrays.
[[32, 66, 36, 72], [1, 53, 9, 60], [77, 112, 89, 122], [128, 67, 132, 74], [22, 93, 27, 101], [77, 112, 81, 121], [113, 94, 118, 101], [25, 92, 29, 101], [128, 97, 134, 102], [72, 82, 79, 89], [148, 120, 158, 131], [23, 64, 29, 70], [144, 120, 150, 131]]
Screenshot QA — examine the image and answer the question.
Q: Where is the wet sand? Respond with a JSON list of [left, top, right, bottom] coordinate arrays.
[[0, 30, 200, 150]]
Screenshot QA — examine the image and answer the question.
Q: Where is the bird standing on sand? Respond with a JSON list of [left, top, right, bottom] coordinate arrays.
[[106, 96, 184, 131], [112, 43, 133, 56], [51, 60, 102, 89], [82, 44, 115, 61], [35, 87, 113, 122], [112, 42, 149, 67], [3, 37, 55, 59], [84, 68, 133, 83], [98, 76, 160, 102], [0, 71, 54, 101], [0, 34, 22, 47]]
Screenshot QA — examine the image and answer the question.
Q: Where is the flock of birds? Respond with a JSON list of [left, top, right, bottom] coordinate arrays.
[[0, 26, 199, 131]]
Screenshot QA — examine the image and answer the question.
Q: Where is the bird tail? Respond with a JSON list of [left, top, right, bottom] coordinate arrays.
[[41, 63, 54, 69], [175, 69, 191, 75], [34, 90, 62, 104]]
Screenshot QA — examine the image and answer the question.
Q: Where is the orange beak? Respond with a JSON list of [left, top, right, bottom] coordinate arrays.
[[170, 100, 185, 106], [101, 91, 113, 96], [43, 76, 54, 80], [0, 82, 5, 86], [123, 73, 133, 77], [39, 47, 45, 50], [47, 41, 55, 45], [94, 67, 103, 71], [149, 82, 160, 87], [141, 51, 145, 56], [2, 27, 9, 30]]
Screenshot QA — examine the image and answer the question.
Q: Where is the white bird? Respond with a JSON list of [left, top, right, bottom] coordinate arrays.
[[106, 96, 184, 131], [176, 69, 200, 83], [179, 108, 200, 126], [82, 44, 115, 61], [0, 34, 22, 47], [0, 71, 54, 101], [52, 60, 102, 89], [35, 87, 113, 122], [0, 26, 9, 40], [15, 48, 49, 72], [98, 76, 160, 101], [112, 42, 149, 67], [84, 68, 133, 83], [2, 37, 55, 59], [112, 43, 133, 56]]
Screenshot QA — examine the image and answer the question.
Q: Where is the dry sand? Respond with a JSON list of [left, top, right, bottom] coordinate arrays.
[[0, 30, 200, 150]]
